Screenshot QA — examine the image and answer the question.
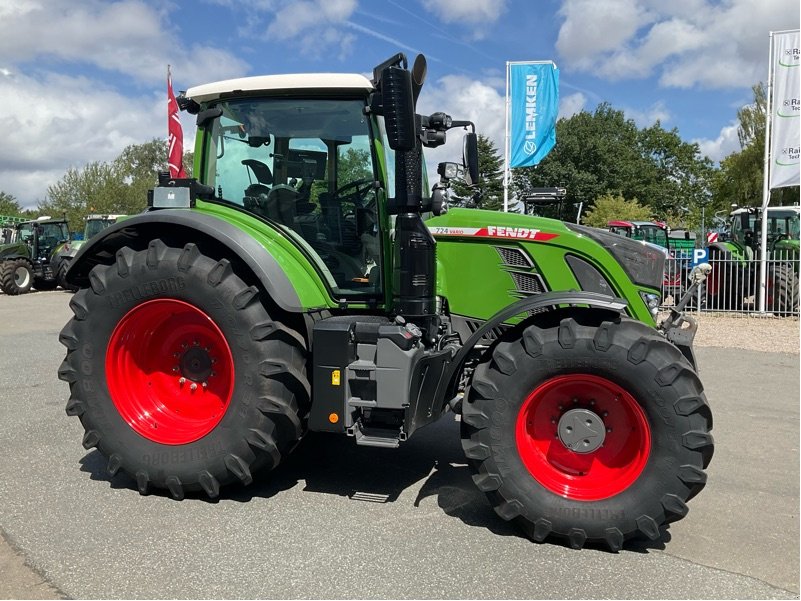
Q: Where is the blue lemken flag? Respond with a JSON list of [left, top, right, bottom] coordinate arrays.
[[509, 62, 559, 168]]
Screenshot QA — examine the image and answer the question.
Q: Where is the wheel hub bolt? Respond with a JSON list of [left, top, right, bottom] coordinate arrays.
[[178, 377, 186, 385], [190, 382, 198, 391]]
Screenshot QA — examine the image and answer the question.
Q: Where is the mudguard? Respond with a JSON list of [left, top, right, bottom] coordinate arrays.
[[444, 291, 628, 400], [65, 209, 308, 312]]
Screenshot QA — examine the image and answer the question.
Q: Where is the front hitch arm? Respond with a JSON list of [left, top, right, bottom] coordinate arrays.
[[658, 263, 712, 366]]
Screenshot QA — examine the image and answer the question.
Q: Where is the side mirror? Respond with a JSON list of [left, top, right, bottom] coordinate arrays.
[[380, 66, 416, 151], [197, 107, 223, 127], [463, 133, 478, 185]]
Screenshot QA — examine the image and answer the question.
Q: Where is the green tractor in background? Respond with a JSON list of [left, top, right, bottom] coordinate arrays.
[[0, 217, 71, 295], [59, 53, 713, 550], [53, 214, 126, 291], [705, 206, 799, 313]]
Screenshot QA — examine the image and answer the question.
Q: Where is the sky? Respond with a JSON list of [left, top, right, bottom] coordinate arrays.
[[0, 0, 798, 210]]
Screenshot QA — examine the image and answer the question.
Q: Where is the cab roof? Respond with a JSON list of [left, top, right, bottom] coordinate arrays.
[[186, 73, 374, 103]]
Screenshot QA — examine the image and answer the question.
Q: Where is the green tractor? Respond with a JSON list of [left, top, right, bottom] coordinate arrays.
[[53, 214, 126, 291], [705, 206, 799, 313], [59, 54, 713, 550], [0, 217, 71, 295]]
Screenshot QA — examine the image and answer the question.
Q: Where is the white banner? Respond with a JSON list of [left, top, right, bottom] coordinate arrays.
[[769, 30, 800, 189]]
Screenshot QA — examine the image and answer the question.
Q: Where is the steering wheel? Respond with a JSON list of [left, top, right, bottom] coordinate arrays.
[[336, 178, 375, 207]]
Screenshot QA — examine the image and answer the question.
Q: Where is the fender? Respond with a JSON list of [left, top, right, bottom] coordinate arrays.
[[443, 291, 628, 401], [66, 209, 305, 312], [0, 243, 29, 260]]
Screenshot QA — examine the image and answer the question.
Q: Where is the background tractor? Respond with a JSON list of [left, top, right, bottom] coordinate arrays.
[[52, 214, 126, 291], [0, 217, 70, 295], [59, 53, 713, 550], [705, 206, 799, 313]]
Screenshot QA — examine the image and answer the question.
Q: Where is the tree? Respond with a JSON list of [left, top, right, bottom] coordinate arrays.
[[39, 140, 193, 231], [451, 134, 505, 210], [581, 194, 652, 228], [511, 103, 714, 224], [0, 192, 24, 217]]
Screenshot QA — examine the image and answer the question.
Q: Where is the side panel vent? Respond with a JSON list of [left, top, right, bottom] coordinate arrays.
[[510, 271, 546, 295], [495, 246, 533, 268]]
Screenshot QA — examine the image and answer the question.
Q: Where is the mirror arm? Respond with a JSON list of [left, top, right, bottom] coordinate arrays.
[[449, 120, 475, 133]]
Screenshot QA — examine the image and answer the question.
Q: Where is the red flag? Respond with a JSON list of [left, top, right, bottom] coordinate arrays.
[[167, 66, 186, 178]]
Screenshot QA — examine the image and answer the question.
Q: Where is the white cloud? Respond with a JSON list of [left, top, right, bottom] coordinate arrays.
[[0, 0, 249, 86], [623, 101, 671, 127], [266, 0, 356, 39], [555, 0, 800, 89], [416, 74, 506, 179], [556, 0, 652, 68], [420, 0, 507, 39], [0, 71, 197, 209], [694, 121, 742, 162], [263, 0, 357, 57], [560, 92, 587, 118]]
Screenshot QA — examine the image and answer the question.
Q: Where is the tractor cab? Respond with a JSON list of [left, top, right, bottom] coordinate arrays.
[[16, 218, 70, 261], [729, 206, 801, 258], [199, 93, 386, 297]]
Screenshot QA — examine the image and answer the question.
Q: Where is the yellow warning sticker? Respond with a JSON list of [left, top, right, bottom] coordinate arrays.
[[331, 369, 341, 386]]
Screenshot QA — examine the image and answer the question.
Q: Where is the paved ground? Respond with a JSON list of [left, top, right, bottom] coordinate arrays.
[[0, 291, 798, 599]]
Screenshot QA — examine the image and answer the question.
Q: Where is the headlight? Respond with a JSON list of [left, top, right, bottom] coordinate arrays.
[[639, 291, 661, 317], [565, 223, 666, 289]]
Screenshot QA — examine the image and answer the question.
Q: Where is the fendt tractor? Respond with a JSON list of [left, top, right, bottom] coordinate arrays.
[[706, 206, 800, 313], [59, 54, 714, 550], [53, 214, 127, 291], [0, 216, 70, 294]]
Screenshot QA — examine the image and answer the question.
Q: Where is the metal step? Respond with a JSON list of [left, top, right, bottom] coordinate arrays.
[[351, 423, 401, 448]]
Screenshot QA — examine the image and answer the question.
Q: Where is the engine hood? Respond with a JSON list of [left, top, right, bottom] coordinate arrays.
[[0, 242, 28, 259]]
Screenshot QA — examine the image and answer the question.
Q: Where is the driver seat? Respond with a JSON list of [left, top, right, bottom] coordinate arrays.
[[264, 185, 300, 228]]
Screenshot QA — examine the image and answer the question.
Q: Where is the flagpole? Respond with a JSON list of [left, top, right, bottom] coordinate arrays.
[[503, 60, 510, 212], [758, 32, 775, 313]]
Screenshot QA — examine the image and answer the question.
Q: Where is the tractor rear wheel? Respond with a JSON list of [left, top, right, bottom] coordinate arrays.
[[767, 264, 799, 316], [704, 252, 741, 310], [461, 311, 713, 551], [58, 240, 309, 499], [0, 258, 34, 295]]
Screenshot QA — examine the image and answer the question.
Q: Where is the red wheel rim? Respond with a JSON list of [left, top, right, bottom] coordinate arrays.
[[707, 265, 719, 296], [105, 299, 235, 445], [515, 374, 651, 501]]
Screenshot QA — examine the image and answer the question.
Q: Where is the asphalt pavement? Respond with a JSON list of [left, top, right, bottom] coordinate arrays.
[[0, 291, 798, 599]]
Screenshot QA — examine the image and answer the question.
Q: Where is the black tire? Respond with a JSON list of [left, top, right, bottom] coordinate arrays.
[[57, 261, 79, 291], [704, 252, 742, 310], [0, 258, 34, 295], [461, 310, 713, 551], [33, 277, 58, 291], [767, 264, 799, 316], [58, 240, 310, 500]]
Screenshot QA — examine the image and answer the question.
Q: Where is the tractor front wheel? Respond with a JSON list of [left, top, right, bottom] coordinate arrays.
[[0, 258, 34, 295], [461, 312, 713, 550], [57, 261, 79, 291], [58, 240, 309, 499]]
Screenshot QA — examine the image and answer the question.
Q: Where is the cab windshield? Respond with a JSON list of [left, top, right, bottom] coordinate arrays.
[[202, 98, 382, 298]]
